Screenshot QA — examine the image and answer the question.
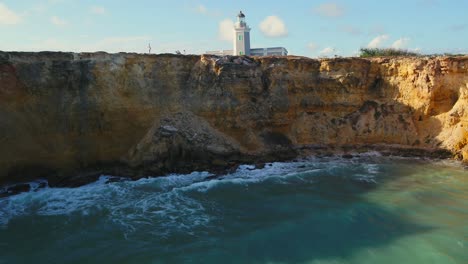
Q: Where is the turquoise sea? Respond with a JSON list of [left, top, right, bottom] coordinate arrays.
[[0, 155, 467, 263]]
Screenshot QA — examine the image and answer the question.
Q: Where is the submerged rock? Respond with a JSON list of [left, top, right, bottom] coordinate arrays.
[[0, 180, 49, 197], [2, 184, 30, 197]]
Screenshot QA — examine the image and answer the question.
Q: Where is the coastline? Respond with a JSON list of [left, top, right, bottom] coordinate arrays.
[[1, 52, 467, 191], [0, 145, 455, 197]]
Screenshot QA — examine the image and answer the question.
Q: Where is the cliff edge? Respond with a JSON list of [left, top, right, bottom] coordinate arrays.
[[1, 52, 467, 186]]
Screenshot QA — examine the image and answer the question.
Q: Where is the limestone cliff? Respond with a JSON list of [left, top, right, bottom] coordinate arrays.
[[0, 51, 467, 186]]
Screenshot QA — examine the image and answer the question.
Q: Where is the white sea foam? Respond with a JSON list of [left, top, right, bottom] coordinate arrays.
[[357, 151, 383, 157], [364, 164, 380, 175], [354, 174, 378, 183], [0, 173, 214, 236], [0, 157, 419, 231]]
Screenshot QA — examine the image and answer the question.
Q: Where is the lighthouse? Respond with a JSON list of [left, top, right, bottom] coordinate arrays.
[[234, 11, 251, 56], [206, 11, 288, 57]]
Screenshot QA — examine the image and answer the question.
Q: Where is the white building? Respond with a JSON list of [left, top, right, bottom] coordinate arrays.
[[206, 11, 288, 56]]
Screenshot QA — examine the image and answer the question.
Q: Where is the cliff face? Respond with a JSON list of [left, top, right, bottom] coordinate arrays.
[[1, 51, 467, 185]]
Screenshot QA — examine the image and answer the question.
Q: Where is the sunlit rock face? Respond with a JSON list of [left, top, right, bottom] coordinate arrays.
[[0, 51, 467, 185]]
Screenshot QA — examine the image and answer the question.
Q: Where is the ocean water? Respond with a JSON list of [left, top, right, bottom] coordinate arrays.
[[0, 155, 467, 264]]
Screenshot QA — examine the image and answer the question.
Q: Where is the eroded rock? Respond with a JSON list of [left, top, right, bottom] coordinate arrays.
[[0, 52, 467, 187]]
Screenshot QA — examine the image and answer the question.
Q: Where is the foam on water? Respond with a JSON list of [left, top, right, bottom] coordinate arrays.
[[1, 155, 467, 263], [0, 156, 387, 231], [0, 173, 213, 232]]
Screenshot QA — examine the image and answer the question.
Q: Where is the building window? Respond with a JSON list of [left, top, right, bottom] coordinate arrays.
[[238, 35, 243, 41]]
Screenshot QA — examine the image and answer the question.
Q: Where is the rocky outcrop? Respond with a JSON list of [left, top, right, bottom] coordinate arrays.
[[0, 51, 467, 186], [125, 111, 243, 174]]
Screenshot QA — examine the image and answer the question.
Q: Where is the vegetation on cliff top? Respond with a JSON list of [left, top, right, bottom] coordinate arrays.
[[359, 48, 467, 58], [359, 48, 420, 58]]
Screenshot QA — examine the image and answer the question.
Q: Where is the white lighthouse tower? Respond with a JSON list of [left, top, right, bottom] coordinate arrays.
[[233, 11, 251, 56], [205, 11, 288, 57]]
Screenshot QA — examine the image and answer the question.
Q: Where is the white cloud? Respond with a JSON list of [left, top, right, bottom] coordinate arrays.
[[50, 16, 67, 26], [314, 3, 345, 18], [193, 4, 220, 17], [308, 42, 318, 51], [0, 3, 22, 25], [367, 34, 389, 48], [218, 19, 234, 41], [391, 37, 410, 49], [319, 47, 337, 56], [90, 6, 107, 15], [351, 49, 361, 57], [259, 16, 288, 38]]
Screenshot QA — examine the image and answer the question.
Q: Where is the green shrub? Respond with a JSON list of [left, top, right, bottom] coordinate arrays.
[[359, 48, 420, 58], [440, 53, 466, 57]]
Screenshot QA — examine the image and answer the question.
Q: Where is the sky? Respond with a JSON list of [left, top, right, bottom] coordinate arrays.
[[0, 0, 467, 57]]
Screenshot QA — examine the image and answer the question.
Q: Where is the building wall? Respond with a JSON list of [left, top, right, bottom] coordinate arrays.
[[245, 32, 251, 55], [234, 29, 250, 56], [205, 14, 287, 57], [205, 50, 233, 56], [206, 47, 288, 57], [251, 47, 288, 56]]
